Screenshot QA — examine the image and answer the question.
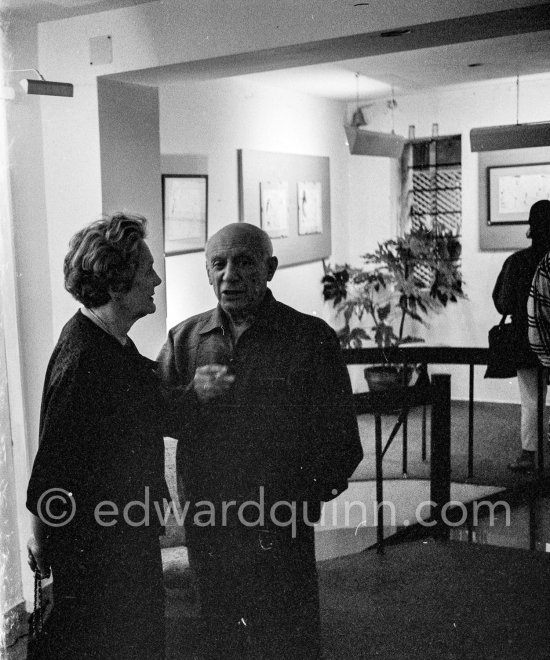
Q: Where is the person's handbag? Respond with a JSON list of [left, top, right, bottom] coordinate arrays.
[[26, 571, 52, 660], [484, 315, 518, 379]]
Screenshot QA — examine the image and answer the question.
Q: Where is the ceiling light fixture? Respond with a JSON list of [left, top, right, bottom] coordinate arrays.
[[344, 84, 405, 158], [470, 75, 550, 151], [7, 69, 73, 98]]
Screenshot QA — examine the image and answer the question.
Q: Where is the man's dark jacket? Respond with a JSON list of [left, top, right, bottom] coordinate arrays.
[[157, 290, 363, 524]]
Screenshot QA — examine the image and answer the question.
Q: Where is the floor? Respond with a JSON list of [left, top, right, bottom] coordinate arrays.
[[6, 477, 550, 659], [6, 398, 550, 658], [450, 485, 550, 553]]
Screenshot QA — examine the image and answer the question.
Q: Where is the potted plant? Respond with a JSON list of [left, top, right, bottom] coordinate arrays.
[[322, 223, 465, 390]]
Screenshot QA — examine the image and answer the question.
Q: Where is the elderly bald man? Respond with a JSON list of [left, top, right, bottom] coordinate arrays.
[[158, 223, 362, 658]]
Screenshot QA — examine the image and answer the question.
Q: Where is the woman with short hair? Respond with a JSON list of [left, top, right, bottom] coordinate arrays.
[[27, 213, 170, 658]]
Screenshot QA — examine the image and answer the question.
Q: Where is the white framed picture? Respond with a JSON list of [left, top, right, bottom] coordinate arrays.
[[162, 174, 208, 255], [260, 181, 289, 238], [297, 181, 323, 235]]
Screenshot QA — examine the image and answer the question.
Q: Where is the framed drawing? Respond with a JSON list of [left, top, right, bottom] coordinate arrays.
[[488, 163, 550, 225], [162, 174, 208, 255], [297, 181, 322, 235], [479, 147, 550, 251], [238, 149, 331, 267], [260, 181, 289, 238]]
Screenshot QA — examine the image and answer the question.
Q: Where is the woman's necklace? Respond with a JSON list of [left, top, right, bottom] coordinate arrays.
[[87, 308, 128, 346]]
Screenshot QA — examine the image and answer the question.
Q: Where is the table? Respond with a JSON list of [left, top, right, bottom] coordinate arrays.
[[344, 346, 489, 479]]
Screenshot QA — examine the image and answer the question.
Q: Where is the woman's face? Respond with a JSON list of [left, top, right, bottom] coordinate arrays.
[[115, 240, 162, 321]]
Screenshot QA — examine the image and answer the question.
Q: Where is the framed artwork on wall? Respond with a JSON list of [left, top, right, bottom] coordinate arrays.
[[238, 149, 331, 267], [478, 147, 550, 251], [260, 181, 289, 238], [162, 174, 208, 255], [297, 181, 323, 235], [488, 163, 550, 225]]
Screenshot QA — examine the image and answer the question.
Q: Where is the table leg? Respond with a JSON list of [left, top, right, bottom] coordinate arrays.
[[421, 405, 427, 462], [430, 374, 451, 540], [375, 414, 384, 554], [468, 364, 474, 479]]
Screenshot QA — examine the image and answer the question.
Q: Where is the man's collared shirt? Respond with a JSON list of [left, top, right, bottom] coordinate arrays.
[[157, 290, 363, 522]]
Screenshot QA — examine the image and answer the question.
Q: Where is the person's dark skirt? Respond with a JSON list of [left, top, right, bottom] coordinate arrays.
[[44, 534, 164, 659]]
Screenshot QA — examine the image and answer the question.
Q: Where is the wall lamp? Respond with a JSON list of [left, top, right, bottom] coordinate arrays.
[[344, 81, 405, 158], [7, 69, 73, 98], [345, 126, 405, 158], [470, 122, 550, 152], [470, 75, 550, 151]]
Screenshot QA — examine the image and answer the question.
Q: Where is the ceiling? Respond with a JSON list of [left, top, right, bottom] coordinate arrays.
[[240, 31, 550, 101], [1, 0, 153, 23], [5, 1, 550, 102]]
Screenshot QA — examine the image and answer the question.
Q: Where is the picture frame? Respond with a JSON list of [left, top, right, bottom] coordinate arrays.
[[260, 181, 289, 238], [488, 163, 550, 226], [297, 181, 323, 235], [162, 174, 208, 255], [238, 149, 331, 267], [479, 147, 550, 251]]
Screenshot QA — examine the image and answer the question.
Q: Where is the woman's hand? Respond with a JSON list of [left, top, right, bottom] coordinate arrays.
[[27, 535, 51, 578]]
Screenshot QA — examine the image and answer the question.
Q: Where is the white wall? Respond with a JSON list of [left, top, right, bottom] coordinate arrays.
[[159, 77, 350, 328], [3, 18, 48, 612], [347, 74, 550, 402], [98, 79, 166, 357]]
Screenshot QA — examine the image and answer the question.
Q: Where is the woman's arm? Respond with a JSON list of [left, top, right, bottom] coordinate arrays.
[[27, 514, 52, 578]]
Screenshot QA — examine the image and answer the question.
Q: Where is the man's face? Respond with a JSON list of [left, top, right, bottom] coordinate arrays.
[[206, 230, 277, 319]]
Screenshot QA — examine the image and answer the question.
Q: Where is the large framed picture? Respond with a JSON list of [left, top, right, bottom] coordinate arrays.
[[488, 163, 550, 226], [238, 149, 331, 267], [162, 174, 208, 255]]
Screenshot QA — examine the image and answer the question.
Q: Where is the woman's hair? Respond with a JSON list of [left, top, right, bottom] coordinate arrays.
[[64, 213, 147, 308]]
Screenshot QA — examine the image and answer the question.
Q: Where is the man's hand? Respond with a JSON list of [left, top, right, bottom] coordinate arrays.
[[193, 364, 235, 403], [27, 535, 51, 579]]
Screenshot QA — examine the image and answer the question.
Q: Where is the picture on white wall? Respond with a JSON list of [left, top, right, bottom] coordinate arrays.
[[297, 181, 322, 235], [260, 181, 289, 238], [237, 149, 331, 267], [162, 174, 208, 255], [488, 163, 550, 225]]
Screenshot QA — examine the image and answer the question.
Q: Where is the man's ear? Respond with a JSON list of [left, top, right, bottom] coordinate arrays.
[[266, 256, 278, 281]]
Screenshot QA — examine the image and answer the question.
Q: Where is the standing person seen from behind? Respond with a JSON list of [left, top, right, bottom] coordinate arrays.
[[492, 199, 550, 472], [157, 222, 363, 659], [26, 214, 173, 659], [528, 202, 550, 458]]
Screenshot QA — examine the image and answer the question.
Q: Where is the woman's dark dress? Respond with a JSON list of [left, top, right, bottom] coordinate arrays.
[[27, 311, 171, 659]]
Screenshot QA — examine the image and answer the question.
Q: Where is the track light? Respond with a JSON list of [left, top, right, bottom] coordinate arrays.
[[7, 69, 73, 98], [470, 122, 550, 152], [20, 78, 73, 97], [344, 82, 405, 158], [470, 75, 550, 151], [345, 126, 405, 158]]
